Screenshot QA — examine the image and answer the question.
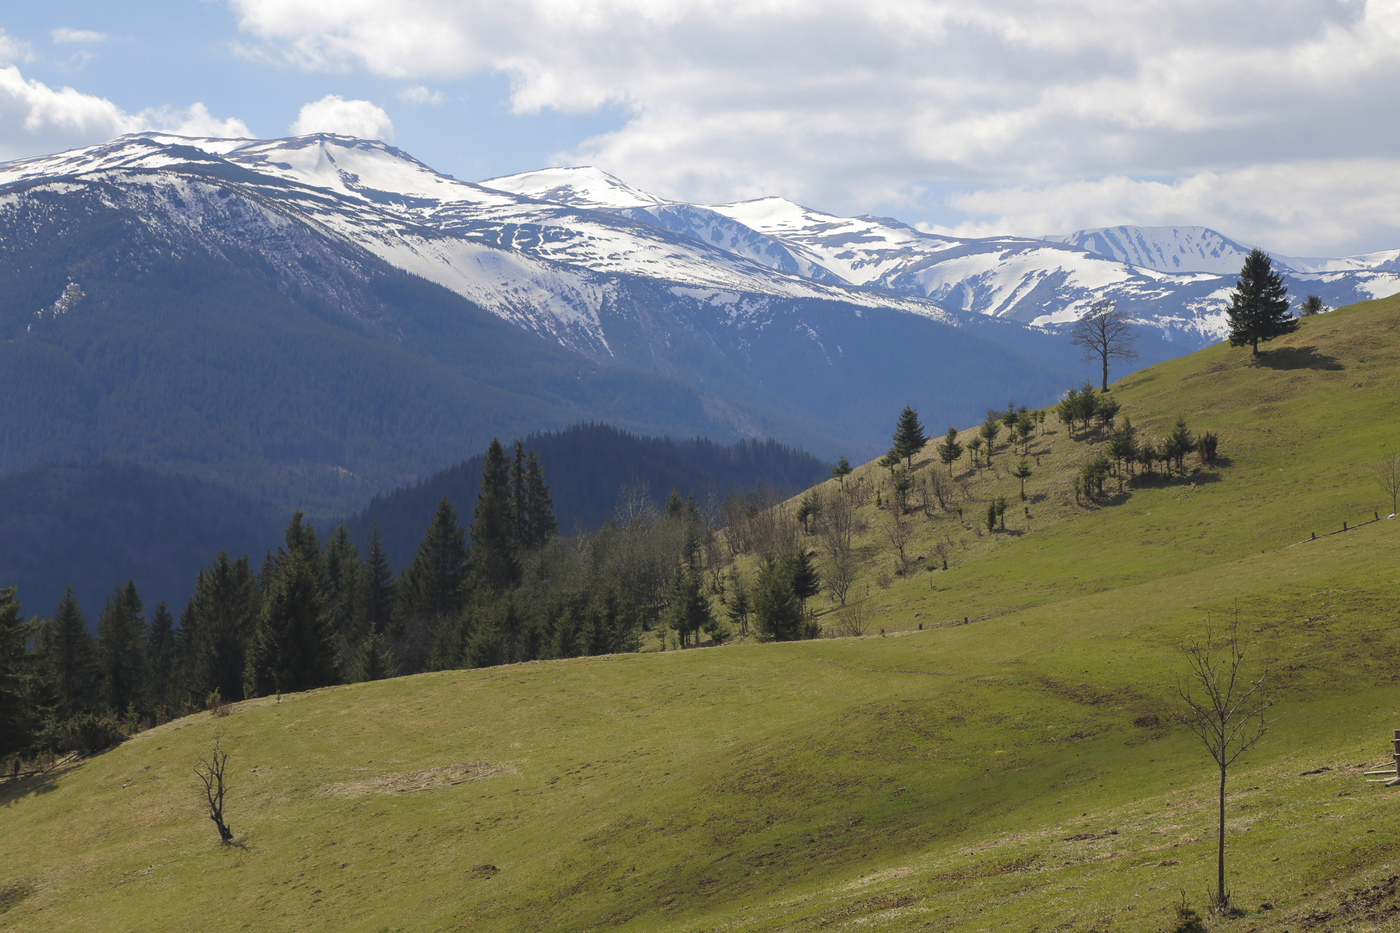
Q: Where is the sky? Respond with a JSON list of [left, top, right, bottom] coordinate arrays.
[[2, 1, 1400, 257]]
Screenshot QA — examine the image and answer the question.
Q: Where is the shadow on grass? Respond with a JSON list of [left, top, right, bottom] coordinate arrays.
[[1254, 346, 1345, 371], [0, 762, 73, 805]]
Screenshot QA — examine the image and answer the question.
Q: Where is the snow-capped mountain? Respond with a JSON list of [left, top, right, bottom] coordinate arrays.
[[5, 131, 1398, 511], [480, 165, 1400, 346], [0, 133, 1085, 511]]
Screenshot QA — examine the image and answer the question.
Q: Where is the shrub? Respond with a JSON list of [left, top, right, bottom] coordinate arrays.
[[60, 712, 127, 756]]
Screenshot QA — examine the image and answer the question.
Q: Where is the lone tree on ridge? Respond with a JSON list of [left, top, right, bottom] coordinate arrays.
[[1226, 249, 1297, 356], [1071, 299, 1139, 391]]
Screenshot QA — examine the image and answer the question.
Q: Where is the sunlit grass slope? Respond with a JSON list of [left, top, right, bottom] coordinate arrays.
[[2, 297, 1399, 932]]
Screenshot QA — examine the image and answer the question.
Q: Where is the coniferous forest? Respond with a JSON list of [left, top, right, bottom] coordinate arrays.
[[0, 431, 827, 762]]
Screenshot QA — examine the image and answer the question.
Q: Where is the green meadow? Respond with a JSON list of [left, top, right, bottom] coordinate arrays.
[[3, 297, 1399, 932]]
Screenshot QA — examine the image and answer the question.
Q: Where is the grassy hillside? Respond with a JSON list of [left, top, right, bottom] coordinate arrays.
[[2, 298, 1399, 931]]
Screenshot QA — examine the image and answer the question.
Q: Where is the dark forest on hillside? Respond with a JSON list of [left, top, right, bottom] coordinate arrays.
[[347, 423, 828, 570]]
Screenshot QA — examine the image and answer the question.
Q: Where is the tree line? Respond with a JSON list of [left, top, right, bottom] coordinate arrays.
[[0, 438, 828, 766]]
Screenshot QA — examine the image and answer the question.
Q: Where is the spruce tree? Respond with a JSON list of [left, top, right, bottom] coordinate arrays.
[[472, 440, 519, 593], [0, 585, 37, 757], [362, 525, 394, 637], [37, 588, 99, 718], [96, 580, 149, 716], [324, 524, 363, 661], [979, 415, 1001, 464], [246, 551, 338, 697], [187, 552, 260, 703], [752, 555, 804, 642], [522, 451, 557, 550], [352, 630, 396, 682], [1226, 249, 1297, 356], [831, 456, 853, 485], [401, 498, 470, 624], [146, 601, 176, 715], [892, 406, 928, 469], [510, 440, 529, 548], [936, 427, 963, 476]]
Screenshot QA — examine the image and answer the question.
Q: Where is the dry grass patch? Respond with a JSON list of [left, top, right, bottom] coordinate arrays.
[[318, 760, 513, 797]]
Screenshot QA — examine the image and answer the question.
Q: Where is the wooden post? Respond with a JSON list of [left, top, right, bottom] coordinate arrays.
[[1389, 730, 1400, 787]]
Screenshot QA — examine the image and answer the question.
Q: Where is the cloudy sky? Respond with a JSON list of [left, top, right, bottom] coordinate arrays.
[[3, 1, 1399, 256]]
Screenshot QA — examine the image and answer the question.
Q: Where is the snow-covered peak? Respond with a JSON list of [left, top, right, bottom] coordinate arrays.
[[1043, 225, 1260, 275], [480, 166, 668, 210]]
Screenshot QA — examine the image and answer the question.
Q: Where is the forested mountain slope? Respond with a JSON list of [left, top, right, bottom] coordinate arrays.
[[347, 423, 828, 568]]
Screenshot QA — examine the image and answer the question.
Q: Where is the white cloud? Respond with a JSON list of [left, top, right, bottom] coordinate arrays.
[[51, 28, 108, 44], [0, 62, 251, 161], [0, 29, 33, 63], [399, 85, 445, 105], [225, 0, 1400, 253], [290, 94, 394, 141]]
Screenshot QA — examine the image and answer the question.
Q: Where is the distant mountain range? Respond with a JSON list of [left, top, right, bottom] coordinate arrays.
[[2, 132, 1396, 526]]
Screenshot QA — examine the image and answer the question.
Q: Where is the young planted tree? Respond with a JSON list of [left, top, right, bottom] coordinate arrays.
[[936, 427, 964, 476], [1071, 299, 1140, 391], [967, 436, 984, 470], [979, 415, 1001, 464], [1175, 614, 1273, 914], [1011, 460, 1032, 500], [1377, 449, 1400, 517], [1164, 418, 1197, 475], [1226, 249, 1298, 356], [891, 406, 929, 469]]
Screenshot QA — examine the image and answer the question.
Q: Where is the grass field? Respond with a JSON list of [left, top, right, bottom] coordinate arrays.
[[2, 297, 1399, 932]]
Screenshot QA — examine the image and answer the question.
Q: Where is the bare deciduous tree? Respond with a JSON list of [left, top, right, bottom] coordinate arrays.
[[1174, 612, 1273, 914], [1071, 299, 1140, 391], [195, 732, 234, 844], [828, 601, 869, 638], [884, 510, 912, 573], [812, 487, 857, 605], [1376, 449, 1400, 517]]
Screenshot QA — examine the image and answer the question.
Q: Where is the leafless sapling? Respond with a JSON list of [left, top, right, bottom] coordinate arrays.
[[195, 732, 234, 844], [1376, 448, 1400, 517], [1174, 611, 1273, 914]]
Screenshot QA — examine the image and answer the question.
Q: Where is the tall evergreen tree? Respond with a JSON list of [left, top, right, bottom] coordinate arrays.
[[663, 566, 711, 648], [510, 440, 529, 547], [752, 555, 805, 642], [96, 580, 149, 716], [37, 588, 99, 719], [979, 414, 1001, 464], [324, 524, 364, 667], [0, 585, 37, 757], [246, 551, 338, 697], [891, 405, 929, 469], [831, 456, 853, 485], [472, 440, 519, 594], [146, 601, 176, 715], [522, 451, 557, 550], [187, 551, 260, 703], [362, 524, 395, 637], [1226, 249, 1297, 356], [396, 499, 470, 674]]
